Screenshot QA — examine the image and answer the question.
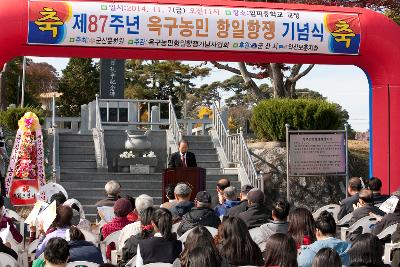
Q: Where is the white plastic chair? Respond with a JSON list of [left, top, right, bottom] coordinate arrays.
[[4, 209, 25, 238], [0, 252, 19, 267], [312, 204, 340, 222], [67, 261, 99, 267], [384, 242, 400, 264], [337, 212, 353, 226], [81, 229, 100, 247], [171, 223, 180, 235], [100, 230, 121, 262], [178, 226, 218, 243], [377, 223, 398, 239], [341, 215, 378, 240], [39, 182, 68, 203]]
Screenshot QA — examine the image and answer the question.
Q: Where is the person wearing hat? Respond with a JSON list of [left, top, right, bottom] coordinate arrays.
[[169, 183, 194, 220], [238, 188, 271, 229], [177, 191, 221, 236], [225, 184, 253, 218], [101, 198, 133, 260]]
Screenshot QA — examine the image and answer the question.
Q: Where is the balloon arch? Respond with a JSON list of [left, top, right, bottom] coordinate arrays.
[[1, 0, 399, 193]]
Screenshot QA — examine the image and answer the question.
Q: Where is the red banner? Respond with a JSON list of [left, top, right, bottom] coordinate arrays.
[[9, 179, 39, 206]]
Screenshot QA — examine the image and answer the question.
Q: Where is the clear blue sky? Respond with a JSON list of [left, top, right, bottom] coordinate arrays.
[[30, 57, 370, 131]]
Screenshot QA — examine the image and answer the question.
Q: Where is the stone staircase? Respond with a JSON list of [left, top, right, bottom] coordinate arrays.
[[58, 133, 240, 221]]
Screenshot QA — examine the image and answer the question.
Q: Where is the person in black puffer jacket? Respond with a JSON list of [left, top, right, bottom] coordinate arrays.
[[120, 207, 155, 266], [177, 191, 221, 237], [68, 226, 103, 264]]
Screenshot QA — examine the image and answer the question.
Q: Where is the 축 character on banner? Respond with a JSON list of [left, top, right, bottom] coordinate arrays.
[[5, 112, 46, 205]]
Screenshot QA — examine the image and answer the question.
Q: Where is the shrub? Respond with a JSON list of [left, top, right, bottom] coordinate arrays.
[[251, 98, 346, 141], [0, 106, 46, 131]]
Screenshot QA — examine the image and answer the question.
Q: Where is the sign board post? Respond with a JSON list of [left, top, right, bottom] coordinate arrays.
[[286, 124, 349, 202]]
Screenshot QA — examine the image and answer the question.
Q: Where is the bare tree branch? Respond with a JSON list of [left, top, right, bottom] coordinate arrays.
[[290, 64, 315, 82], [210, 61, 260, 79]]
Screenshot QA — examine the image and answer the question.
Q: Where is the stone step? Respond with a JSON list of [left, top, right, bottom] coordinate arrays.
[[197, 161, 220, 168], [182, 135, 211, 142], [61, 180, 240, 189], [59, 134, 93, 142], [76, 196, 163, 206], [185, 141, 214, 149], [68, 188, 163, 198], [189, 148, 217, 155], [60, 155, 96, 161], [60, 172, 239, 182], [59, 147, 95, 154], [61, 167, 98, 172], [60, 161, 97, 168], [195, 154, 219, 161], [59, 143, 94, 148]]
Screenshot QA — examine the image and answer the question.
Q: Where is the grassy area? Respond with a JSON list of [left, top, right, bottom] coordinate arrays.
[[348, 140, 369, 178]]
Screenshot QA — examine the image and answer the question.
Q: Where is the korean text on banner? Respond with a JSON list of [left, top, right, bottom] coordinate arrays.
[[28, 0, 361, 55]]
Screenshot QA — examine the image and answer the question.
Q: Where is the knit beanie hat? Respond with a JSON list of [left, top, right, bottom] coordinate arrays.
[[113, 198, 132, 217]]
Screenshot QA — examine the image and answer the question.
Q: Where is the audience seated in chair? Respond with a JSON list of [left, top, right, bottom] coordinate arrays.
[[36, 205, 74, 258], [214, 186, 240, 217], [368, 177, 390, 205], [173, 226, 229, 267], [338, 177, 363, 220], [64, 199, 91, 232], [225, 184, 253, 218], [288, 207, 316, 249], [169, 183, 194, 220], [30, 192, 68, 243], [347, 189, 385, 242], [136, 208, 182, 267], [348, 233, 390, 267], [161, 184, 177, 210], [0, 196, 22, 244], [311, 247, 342, 267], [177, 191, 220, 236], [215, 217, 264, 266], [121, 207, 155, 266], [263, 233, 298, 267], [125, 195, 139, 222], [186, 246, 223, 267], [101, 198, 133, 260], [372, 190, 400, 238], [252, 198, 290, 250], [238, 188, 271, 229], [32, 237, 70, 267], [213, 178, 231, 208], [297, 211, 351, 267], [118, 194, 154, 248], [68, 226, 103, 264], [95, 180, 121, 208]]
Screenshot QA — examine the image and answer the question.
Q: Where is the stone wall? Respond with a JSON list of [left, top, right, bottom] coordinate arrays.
[[248, 142, 347, 212]]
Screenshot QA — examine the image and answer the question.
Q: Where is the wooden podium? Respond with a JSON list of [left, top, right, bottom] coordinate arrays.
[[162, 167, 206, 202]]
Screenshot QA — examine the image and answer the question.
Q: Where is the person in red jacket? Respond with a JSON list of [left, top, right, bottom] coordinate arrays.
[[0, 196, 22, 243]]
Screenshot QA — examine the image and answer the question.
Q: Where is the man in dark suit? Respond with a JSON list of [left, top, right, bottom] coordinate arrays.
[[346, 188, 385, 242], [168, 139, 197, 168], [337, 177, 363, 220]]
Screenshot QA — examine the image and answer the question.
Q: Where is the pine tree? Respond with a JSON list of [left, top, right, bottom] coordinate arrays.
[[58, 58, 99, 116]]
